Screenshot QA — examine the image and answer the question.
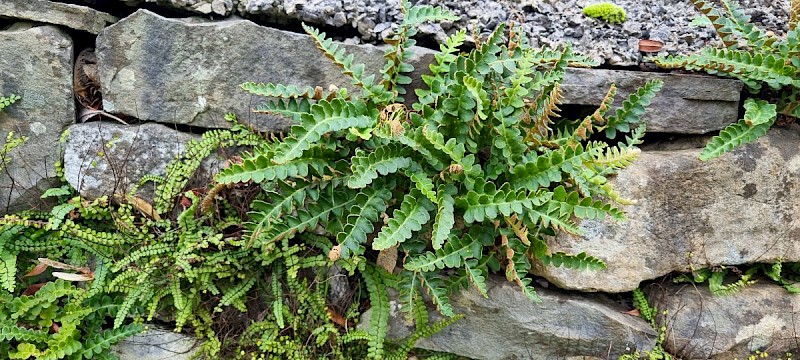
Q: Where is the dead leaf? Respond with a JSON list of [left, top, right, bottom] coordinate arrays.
[[326, 306, 349, 327], [376, 246, 398, 273], [125, 195, 161, 220], [37, 258, 89, 273], [52, 272, 94, 282], [22, 283, 46, 296], [623, 308, 641, 317], [328, 244, 342, 262], [23, 262, 49, 278]]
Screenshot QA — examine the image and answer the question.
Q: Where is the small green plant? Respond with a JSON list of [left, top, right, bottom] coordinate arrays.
[[675, 260, 800, 296], [0, 93, 20, 111], [654, 0, 800, 160], [583, 3, 627, 24], [619, 288, 673, 360], [0, 279, 143, 359]]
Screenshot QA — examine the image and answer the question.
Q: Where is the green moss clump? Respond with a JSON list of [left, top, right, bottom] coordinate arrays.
[[583, 2, 627, 24]]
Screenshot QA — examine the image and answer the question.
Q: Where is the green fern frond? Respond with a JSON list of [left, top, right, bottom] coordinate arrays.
[[459, 182, 551, 223], [401, 2, 457, 27], [372, 190, 434, 251], [699, 99, 777, 161], [540, 251, 606, 271], [336, 188, 392, 259], [361, 265, 390, 360], [241, 82, 319, 99], [419, 271, 455, 316], [215, 148, 332, 184], [80, 323, 144, 359], [0, 251, 16, 292], [603, 79, 663, 139], [632, 288, 656, 326], [404, 233, 484, 272], [348, 144, 413, 189], [302, 23, 393, 101], [274, 99, 374, 163], [431, 185, 456, 250], [511, 144, 587, 190], [254, 98, 313, 121]]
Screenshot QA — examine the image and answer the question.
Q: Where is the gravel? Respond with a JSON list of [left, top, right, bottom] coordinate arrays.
[[76, 0, 793, 66]]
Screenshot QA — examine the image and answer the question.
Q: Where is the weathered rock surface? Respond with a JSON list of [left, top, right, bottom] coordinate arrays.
[[0, 24, 74, 214], [372, 275, 656, 359], [97, 10, 435, 131], [0, 0, 117, 34], [534, 126, 800, 293], [112, 326, 201, 360], [648, 282, 800, 359], [561, 68, 743, 134], [63, 122, 219, 201]]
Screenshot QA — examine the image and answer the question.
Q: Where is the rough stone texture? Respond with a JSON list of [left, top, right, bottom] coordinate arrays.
[[63, 122, 220, 201], [649, 282, 800, 359], [561, 68, 743, 134], [533, 125, 800, 293], [97, 9, 435, 131], [112, 326, 201, 360], [372, 275, 657, 359], [0, 0, 117, 34], [0, 24, 74, 214]]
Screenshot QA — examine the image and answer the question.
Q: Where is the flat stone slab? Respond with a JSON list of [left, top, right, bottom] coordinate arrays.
[[63, 122, 220, 202], [561, 68, 743, 134], [371, 275, 656, 359], [97, 9, 434, 132], [0, 0, 117, 34], [112, 326, 201, 360], [649, 282, 800, 359], [534, 125, 800, 293], [0, 24, 74, 214]]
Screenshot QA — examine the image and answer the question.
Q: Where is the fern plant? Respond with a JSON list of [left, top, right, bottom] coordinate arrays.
[[217, 0, 661, 341], [653, 0, 800, 160], [0, 279, 143, 360]]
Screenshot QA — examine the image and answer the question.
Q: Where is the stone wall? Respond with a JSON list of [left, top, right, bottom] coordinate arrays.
[[1, 1, 798, 359]]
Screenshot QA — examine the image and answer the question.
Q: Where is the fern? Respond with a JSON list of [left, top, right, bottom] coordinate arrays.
[[0, 94, 20, 111], [699, 99, 777, 160], [372, 190, 434, 251], [602, 79, 664, 138]]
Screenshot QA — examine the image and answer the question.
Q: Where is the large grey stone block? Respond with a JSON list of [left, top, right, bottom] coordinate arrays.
[[369, 275, 656, 359], [97, 9, 434, 132], [0, 24, 74, 213], [0, 0, 117, 34], [534, 125, 800, 292], [561, 68, 744, 134]]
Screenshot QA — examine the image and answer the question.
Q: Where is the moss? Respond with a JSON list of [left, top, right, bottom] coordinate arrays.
[[583, 2, 627, 24]]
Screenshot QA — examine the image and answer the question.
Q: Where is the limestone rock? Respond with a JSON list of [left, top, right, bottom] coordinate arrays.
[[649, 282, 800, 359], [0, 0, 117, 34], [62, 122, 219, 202], [97, 9, 434, 132], [534, 126, 800, 293], [561, 68, 743, 134], [0, 25, 74, 214], [373, 275, 656, 359], [112, 326, 202, 360]]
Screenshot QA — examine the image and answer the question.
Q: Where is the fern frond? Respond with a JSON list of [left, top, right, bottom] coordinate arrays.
[[0, 251, 16, 292], [361, 265, 390, 359], [336, 188, 392, 259], [241, 82, 319, 99], [431, 185, 456, 250], [80, 323, 144, 359], [302, 23, 393, 101], [603, 79, 663, 139], [0, 94, 20, 111], [459, 182, 551, 223], [372, 190, 434, 251], [348, 143, 413, 189], [274, 99, 374, 163], [404, 233, 483, 272], [402, 3, 457, 27], [419, 271, 454, 316], [254, 98, 313, 121], [215, 148, 332, 184], [540, 251, 606, 271], [700, 99, 777, 161], [511, 144, 587, 190]]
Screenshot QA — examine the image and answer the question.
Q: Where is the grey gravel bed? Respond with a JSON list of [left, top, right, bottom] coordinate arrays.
[[87, 0, 792, 66]]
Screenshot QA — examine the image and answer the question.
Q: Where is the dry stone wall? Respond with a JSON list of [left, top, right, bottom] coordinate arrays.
[[0, 0, 798, 358]]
